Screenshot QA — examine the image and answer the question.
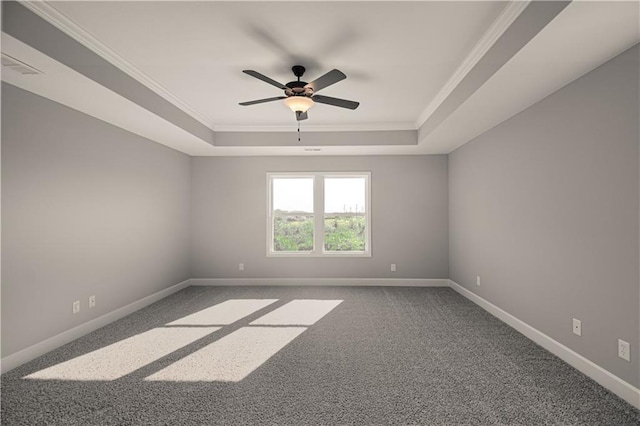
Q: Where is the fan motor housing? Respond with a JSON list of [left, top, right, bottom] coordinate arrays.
[[285, 81, 313, 97]]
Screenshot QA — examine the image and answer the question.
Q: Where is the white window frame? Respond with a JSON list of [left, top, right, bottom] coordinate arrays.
[[267, 172, 371, 257]]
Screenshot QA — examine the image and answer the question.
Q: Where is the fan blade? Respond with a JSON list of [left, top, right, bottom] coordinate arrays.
[[296, 111, 308, 121], [312, 95, 359, 110], [304, 69, 346, 92], [239, 96, 286, 106], [243, 70, 288, 90]]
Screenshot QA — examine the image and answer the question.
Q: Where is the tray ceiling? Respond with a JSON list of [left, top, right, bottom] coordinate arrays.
[[2, 1, 638, 156]]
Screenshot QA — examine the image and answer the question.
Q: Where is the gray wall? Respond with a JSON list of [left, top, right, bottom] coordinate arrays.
[[1, 84, 191, 358], [191, 155, 448, 279], [449, 45, 639, 386]]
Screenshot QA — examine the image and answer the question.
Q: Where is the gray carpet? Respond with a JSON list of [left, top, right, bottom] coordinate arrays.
[[2, 286, 639, 425]]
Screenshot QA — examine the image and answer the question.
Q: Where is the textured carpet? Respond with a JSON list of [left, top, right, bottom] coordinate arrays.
[[2, 286, 639, 425]]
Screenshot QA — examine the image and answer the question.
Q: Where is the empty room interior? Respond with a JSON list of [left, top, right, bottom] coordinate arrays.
[[1, 0, 639, 424]]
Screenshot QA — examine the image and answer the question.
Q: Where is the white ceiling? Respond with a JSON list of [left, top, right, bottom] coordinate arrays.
[[2, 1, 639, 156], [51, 1, 505, 129]]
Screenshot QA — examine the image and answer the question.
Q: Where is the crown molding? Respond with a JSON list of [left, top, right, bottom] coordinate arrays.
[[414, 0, 531, 129], [214, 122, 416, 133], [18, 0, 217, 130]]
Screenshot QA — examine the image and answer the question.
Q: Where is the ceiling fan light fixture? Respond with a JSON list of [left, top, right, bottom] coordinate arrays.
[[284, 96, 314, 113]]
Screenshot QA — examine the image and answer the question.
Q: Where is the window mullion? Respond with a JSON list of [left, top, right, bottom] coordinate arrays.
[[267, 175, 274, 254], [314, 175, 324, 254]]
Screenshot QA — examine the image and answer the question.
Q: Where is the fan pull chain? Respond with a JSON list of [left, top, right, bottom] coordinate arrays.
[[298, 121, 301, 142]]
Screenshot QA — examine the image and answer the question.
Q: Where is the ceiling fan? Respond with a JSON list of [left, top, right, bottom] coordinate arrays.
[[239, 65, 359, 121]]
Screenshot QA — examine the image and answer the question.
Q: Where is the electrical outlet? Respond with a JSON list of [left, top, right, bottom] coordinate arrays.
[[72, 300, 80, 314], [390, 264, 396, 272], [239, 263, 244, 271], [476, 276, 481, 286], [618, 339, 630, 362], [89, 295, 96, 308], [572, 318, 582, 336]]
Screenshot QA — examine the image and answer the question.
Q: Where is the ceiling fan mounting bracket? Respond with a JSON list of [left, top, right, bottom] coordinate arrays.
[[291, 65, 306, 79]]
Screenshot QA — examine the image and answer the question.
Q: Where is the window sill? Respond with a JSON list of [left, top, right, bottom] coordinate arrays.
[[267, 251, 371, 258]]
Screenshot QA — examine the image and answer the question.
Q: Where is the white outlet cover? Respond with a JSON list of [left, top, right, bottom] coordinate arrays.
[[72, 300, 80, 314], [618, 339, 630, 362], [390, 264, 396, 272], [476, 276, 481, 286], [239, 263, 244, 271], [572, 318, 581, 336], [89, 295, 96, 308]]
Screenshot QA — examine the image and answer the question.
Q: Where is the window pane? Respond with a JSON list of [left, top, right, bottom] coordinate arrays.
[[273, 178, 313, 213], [324, 177, 366, 252], [324, 178, 365, 214], [273, 215, 314, 251], [272, 177, 314, 252]]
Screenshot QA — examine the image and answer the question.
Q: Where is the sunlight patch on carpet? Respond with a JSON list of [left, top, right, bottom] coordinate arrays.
[[250, 299, 343, 326], [23, 299, 342, 383], [167, 299, 279, 326], [144, 327, 306, 382], [24, 327, 219, 381]]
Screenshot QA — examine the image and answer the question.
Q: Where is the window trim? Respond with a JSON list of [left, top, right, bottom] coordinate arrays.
[[267, 172, 371, 257]]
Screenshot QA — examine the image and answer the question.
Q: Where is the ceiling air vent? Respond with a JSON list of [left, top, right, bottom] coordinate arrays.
[[1, 53, 43, 75]]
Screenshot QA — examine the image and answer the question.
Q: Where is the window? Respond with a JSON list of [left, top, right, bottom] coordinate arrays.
[[267, 172, 371, 257]]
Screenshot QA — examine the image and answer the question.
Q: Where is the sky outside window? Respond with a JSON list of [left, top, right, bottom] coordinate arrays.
[[273, 178, 313, 213], [325, 177, 366, 214], [273, 177, 365, 214]]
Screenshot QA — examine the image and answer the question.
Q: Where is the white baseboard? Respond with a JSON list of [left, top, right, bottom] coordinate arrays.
[[1, 279, 191, 374], [190, 278, 450, 287], [448, 280, 640, 409]]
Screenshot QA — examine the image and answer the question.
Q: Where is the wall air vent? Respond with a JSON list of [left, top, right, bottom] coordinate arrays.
[[1, 53, 43, 75]]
